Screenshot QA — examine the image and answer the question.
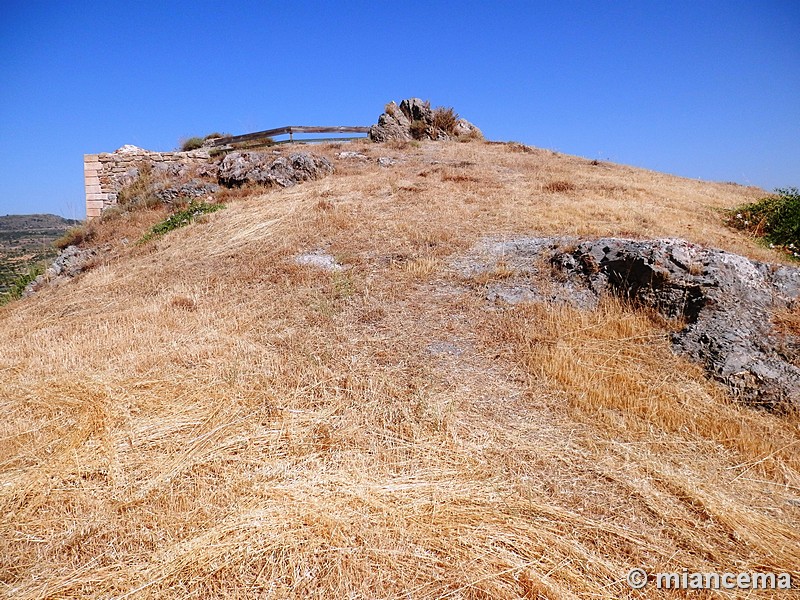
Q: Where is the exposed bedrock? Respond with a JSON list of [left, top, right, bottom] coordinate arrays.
[[459, 237, 800, 410]]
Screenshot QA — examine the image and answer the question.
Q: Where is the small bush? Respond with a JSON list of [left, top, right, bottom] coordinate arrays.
[[180, 137, 205, 151], [432, 106, 459, 136], [728, 188, 800, 259], [140, 200, 224, 243]]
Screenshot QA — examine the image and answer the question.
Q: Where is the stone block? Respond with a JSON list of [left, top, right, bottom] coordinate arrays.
[[86, 192, 109, 201], [84, 184, 102, 194]]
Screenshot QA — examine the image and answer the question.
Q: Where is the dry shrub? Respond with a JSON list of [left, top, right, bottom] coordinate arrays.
[[54, 224, 92, 249], [432, 106, 459, 136], [442, 173, 480, 183], [116, 162, 160, 209], [543, 180, 577, 193], [409, 119, 428, 141]]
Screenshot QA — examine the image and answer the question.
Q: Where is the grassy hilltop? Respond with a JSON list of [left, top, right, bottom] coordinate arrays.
[[1, 140, 798, 598]]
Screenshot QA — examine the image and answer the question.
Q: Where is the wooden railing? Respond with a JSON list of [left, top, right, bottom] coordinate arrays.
[[208, 126, 370, 147]]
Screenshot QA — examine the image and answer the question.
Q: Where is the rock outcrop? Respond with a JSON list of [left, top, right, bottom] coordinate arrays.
[[24, 245, 97, 296], [459, 237, 800, 410], [369, 98, 482, 143], [153, 179, 220, 203], [217, 151, 334, 188]]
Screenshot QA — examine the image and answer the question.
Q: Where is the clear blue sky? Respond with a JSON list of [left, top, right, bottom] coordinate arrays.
[[1, 1, 798, 219]]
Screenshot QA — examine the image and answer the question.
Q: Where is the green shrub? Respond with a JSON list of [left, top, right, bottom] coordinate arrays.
[[728, 187, 800, 259], [0, 263, 44, 305], [180, 137, 205, 151], [140, 200, 224, 243]]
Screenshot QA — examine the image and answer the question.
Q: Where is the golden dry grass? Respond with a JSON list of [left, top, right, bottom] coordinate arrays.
[[1, 141, 798, 598]]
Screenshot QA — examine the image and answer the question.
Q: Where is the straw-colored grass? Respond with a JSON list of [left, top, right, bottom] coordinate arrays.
[[1, 141, 797, 598]]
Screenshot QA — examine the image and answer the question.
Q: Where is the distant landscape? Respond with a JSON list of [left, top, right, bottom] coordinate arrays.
[[0, 214, 79, 296]]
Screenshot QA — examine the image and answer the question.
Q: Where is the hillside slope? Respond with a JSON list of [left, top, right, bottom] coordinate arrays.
[[1, 141, 798, 599], [0, 214, 79, 296]]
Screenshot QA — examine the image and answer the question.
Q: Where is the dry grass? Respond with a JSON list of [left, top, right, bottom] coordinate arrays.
[[1, 141, 797, 598]]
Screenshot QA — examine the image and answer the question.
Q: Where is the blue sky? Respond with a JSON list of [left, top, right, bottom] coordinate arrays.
[[1, 1, 798, 219]]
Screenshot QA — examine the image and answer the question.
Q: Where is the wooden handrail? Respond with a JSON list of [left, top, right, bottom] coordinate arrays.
[[209, 126, 370, 146]]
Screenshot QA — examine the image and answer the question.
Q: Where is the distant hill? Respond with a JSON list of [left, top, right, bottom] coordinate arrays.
[[0, 213, 80, 232], [0, 213, 79, 296]]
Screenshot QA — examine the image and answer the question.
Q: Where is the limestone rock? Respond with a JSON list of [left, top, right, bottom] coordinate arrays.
[[369, 98, 482, 142], [24, 245, 97, 296], [217, 151, 334, 188], [453, 119, 483, 140], [154, 179, 220, 203], [458, 237, 800, 410], [294, 250, 342, 271], [114, 144, 147, 154], [553, 238, 800, 409]]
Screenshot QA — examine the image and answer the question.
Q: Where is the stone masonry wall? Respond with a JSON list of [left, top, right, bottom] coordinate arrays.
[[83, 148, 211, 219]]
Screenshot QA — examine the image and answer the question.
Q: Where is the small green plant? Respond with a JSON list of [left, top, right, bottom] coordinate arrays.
[[728, 187, 800, 259], [180, 137, 205, 151], [139, 200, 224, 243], [0, 262, 44, 305]]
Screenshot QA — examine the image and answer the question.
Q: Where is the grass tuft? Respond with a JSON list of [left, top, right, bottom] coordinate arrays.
[[54, 224, 92, 250]]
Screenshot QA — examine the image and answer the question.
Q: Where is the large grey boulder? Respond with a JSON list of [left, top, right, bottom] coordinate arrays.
[[458, 237, 800, 410], [217, 151, 334, 188], [554, 238, 800, 409], [154, 179, 220, 203], [24, 245, 97, 296]]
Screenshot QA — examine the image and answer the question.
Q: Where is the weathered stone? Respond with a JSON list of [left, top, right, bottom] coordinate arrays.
[[457, 237, 800, 410], [294, 250, 342, 271], [24, 245, 97, 296], [337, 151, 368, 160], [369, 98, 483, 142], [217, 151, 334, 188], [153, 179, 220, 203], [114, 144, 147, 154], [453, 118, 483, 140]]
